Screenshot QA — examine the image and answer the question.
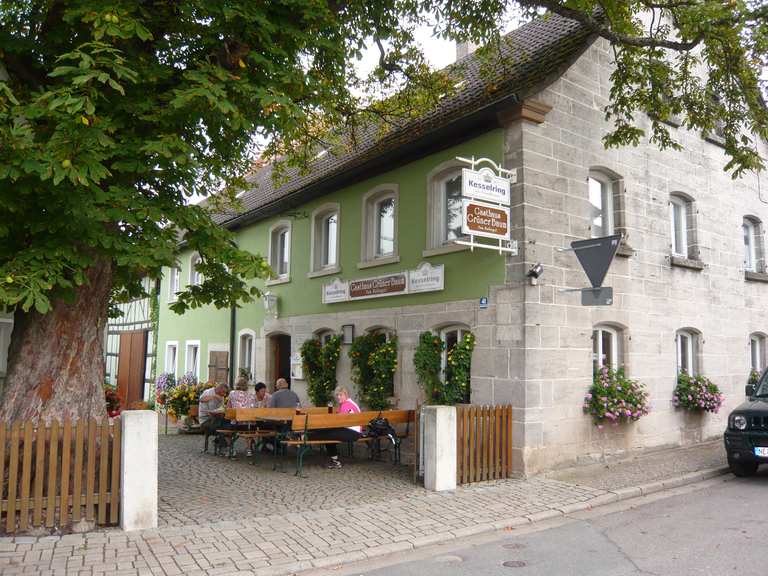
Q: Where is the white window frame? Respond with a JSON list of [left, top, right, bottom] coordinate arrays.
[[676, 330, 698, 375], [167, 266, 180, 302], [744, 219, 757, 272], [189, 254, 203, 286], [309, 204, 341, 277], [425, 163, 469, 256], [588, 174, 615, 238], [185, 340, 201, 381], [165, 341, 179, 377], [267, 221, 292, 284], [750, 334, 765, 372], [593, 326, 620, 372], [360, 185, 399, 268], [237, 329, 256, 380], [670, 196, 689, 257], [439, 325, 471, 376]]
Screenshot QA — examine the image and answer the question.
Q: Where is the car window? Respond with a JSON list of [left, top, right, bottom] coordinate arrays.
[[756, 370, 768, 396]]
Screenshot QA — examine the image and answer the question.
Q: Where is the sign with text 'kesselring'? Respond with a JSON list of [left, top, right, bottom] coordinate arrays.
[[461, 167, 511, 205], [461, 199, 510, 240]]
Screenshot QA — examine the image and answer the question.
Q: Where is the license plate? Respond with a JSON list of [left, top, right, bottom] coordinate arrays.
[[754, 447, 768, 457]]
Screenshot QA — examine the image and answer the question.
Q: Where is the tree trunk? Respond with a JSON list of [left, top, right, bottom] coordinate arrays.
[[0, 258, 112, 423]]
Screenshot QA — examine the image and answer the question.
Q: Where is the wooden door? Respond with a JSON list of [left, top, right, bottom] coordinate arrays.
[[116, 330, 148, 407], [271, 335, 291, 386], [208, 351, 229, 385]]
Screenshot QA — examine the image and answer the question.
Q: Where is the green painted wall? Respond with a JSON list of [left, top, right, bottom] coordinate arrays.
[[158, 129, 507, 375]]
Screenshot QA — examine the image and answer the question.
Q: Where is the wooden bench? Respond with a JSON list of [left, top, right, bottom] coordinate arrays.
[[282, 410, 415, 476]]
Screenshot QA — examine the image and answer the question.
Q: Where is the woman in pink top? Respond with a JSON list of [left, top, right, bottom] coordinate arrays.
[[310, 385, 361, 469]]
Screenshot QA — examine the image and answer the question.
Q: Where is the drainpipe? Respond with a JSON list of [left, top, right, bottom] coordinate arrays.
[[229, 304, 236, 388]]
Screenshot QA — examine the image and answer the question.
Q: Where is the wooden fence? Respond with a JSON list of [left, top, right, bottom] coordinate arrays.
[[0, 419, 121, 533], [456, 405, 513, 484]]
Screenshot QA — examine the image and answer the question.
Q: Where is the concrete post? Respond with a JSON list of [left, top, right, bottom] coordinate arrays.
[[423, 405, 457, 491], [120, 410, 158, 531]]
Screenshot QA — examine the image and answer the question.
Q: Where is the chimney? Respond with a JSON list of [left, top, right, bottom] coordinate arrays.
[[455, 41, 478, 61]]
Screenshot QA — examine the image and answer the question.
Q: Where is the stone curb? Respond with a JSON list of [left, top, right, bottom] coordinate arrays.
[[295, 466, 732, 576]]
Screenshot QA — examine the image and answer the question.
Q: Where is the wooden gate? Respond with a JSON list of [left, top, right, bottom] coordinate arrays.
[[456, 405, 513, 484], [117, 330, 148, 407], [0, 418, 121, 533]]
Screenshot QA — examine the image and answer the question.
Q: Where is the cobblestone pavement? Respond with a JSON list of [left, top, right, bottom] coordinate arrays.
[[545, 439, 727, 490], [0, 435, 729, 575], [158, 435, 424, 527]]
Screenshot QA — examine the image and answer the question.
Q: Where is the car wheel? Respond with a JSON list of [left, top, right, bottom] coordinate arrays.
[[729, 459, 759, 477]]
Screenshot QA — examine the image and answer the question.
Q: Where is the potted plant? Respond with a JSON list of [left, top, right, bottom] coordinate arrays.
[[583, 367, 650, 429], [672, 371, 724, 413], [104, 383, 121, 418]]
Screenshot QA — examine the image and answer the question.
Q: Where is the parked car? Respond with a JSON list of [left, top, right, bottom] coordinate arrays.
[[724, 369, 768, 477]]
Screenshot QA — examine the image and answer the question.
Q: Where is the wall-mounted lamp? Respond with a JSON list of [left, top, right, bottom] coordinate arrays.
[[263, 291, 279, 319], [526, 262, 544, 285], [341, 324, 355, 345]]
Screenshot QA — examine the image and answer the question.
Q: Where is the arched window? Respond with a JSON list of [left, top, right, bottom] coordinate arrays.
[[588, 173, 614, 238], [743, 216, 764, 273], [314, 329, 336, 346], [669, 192, 698, 260], [426, 163, 467, 252], [440, 325, 472, 403], [361, 185, 399, 265], [592, 325, 621, 373], [238, 329, 256, 380], [268, 221, 291, 281], [189, 254, 203, 286], [310, 204, 340, 274], [676, 329, 701, 375], [750, 333, 766, 372], [367, 326, 395, 342]]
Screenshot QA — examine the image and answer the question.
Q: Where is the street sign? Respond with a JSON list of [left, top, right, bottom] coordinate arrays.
[[571, 234, 622, 288], [581, 287, 613, 306]]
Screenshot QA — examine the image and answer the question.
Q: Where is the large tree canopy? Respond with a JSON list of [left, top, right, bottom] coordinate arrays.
[[0, 1, 766, 420]]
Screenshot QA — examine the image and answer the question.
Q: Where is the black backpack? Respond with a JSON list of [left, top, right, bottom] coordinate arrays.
[[366, 416, 396, 440]]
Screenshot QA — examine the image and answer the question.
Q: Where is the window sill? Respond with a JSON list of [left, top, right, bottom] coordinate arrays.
[[422, 243, 469, 258], [357, 255, 400, 270], [745, 271, 768, 283], [307, 266, 341, 279], [266, 276, 291, 286], [669, 255, 705, 271]]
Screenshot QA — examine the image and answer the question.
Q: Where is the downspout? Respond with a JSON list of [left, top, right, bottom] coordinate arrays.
[[229, 304, 236, 389], [229, 240, 238, 389]]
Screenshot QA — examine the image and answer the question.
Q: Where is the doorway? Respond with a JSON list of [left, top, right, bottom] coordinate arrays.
[[269, 334, 291, 388]]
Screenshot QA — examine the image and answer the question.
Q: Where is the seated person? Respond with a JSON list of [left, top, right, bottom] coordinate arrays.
[[254, 382, 271, 408], [267, 378, 300, 408], [309, 385, 361, 469], [199, 383, 228, 450], [228, 377, 256, 411]]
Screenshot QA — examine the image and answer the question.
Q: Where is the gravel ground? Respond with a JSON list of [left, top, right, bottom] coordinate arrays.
[[543, 439, 727, 490]]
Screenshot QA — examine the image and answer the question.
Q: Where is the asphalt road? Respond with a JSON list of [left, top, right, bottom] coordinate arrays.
[[325, 470, 767, 576]]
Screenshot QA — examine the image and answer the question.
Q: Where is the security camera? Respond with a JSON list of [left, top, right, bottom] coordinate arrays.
[[526, 263, 544, 279]]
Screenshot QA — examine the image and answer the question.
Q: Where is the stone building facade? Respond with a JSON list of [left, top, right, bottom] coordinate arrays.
[[157, 15, 768, 475]]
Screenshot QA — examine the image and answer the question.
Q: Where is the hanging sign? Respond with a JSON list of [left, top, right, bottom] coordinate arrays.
[[461, 167, 511, 205], [461, 199, 510, 240]]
